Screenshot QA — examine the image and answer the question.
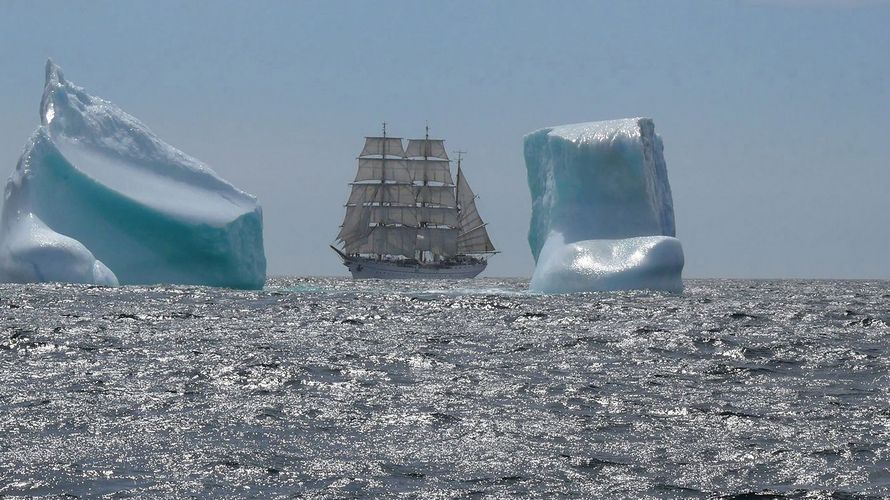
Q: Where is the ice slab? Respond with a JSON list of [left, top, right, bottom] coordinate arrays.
[[530, 234, 684, 293], [524, 118, 684, 293], [0, 60, 266, 288]]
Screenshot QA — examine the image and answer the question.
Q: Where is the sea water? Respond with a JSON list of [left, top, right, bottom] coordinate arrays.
[[1, 278, 888, 497]]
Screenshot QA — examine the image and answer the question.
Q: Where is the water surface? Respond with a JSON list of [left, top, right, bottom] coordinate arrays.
[[1, 278, 888, 497]]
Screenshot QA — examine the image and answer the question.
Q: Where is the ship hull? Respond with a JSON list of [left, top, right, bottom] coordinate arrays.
[[335, 252, 486, 279]]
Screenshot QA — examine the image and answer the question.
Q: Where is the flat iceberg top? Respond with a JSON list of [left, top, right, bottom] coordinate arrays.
[[39, 60, 257, 226], [527, 118, 652, 145]]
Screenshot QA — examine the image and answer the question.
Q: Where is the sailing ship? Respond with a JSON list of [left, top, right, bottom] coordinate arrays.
[[331, 125, 496, 279]]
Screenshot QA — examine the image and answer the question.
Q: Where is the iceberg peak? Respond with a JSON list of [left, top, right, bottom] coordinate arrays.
[[0, 61, 267, 288], [44, 58, 65, 87], [41, 59, 63, 125]]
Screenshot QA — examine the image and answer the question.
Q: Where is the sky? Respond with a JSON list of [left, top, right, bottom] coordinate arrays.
[[0, 0, 888, 279]]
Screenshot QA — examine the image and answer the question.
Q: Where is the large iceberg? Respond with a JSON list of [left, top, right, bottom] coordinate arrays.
[[524, 118, 684, 293], [0, 61, 266, 289]]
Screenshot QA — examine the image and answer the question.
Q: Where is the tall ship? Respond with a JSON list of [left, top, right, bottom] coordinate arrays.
[[331, 125, 496, 279]]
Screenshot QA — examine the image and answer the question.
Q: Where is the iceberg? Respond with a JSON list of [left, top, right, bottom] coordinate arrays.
[[0, 61, 266, 289], [524, 118, 684, 293]]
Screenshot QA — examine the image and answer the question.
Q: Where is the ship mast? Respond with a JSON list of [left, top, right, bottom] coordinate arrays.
[[402, 125, 458, 262], [377, 122, 386, 261], [454, 150, 466, 215], [420, 123, 429, 263]]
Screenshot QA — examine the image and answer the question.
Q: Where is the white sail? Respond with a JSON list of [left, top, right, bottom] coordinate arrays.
[[405, 139, 449, 160], [371, 206, 416, 226], [457, 224, 495, 254], [347, 184, 416, 206], [415, 185, 456, 207], [343, 225, 460, 258], [456, 167, 496, 253], [456, 173, 483, 230], [416, 227, 458, 256], [337, 206, 372, 243], [355, 158, 413, 183], [341, 205, 458, 230], [406, 159, 454, 185], [418, 207, 459, 226], [374, 206, 458, 227], [360, 137, 406, 158], [345, 226, 417, 258], [346, 184, 378, 205]]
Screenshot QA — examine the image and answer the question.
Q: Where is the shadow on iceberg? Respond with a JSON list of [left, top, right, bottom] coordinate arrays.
[[0, 60, 266, 289], [524, 118, 684, 294]]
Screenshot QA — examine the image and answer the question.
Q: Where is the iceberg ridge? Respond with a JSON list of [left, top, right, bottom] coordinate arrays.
[[0, 60, 266, 289]]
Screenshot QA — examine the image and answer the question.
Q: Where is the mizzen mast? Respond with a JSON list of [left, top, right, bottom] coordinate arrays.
[[455, 151, 496, 254]]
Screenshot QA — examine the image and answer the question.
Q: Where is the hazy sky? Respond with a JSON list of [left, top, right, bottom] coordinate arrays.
[[1, 0, 888, 279]]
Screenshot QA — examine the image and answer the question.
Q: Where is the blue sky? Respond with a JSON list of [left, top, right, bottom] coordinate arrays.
[[1, 0, 888, 278]]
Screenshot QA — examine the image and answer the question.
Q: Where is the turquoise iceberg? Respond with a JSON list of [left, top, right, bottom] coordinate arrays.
[[0, 61, 266, 288], [524, 118, 684, 293]]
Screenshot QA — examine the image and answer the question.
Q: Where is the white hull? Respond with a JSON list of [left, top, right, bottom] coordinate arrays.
[[337, 253, 486, 279]]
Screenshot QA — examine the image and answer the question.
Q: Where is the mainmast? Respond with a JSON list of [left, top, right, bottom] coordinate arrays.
[[377, 122, 386, 260], [419, 123, 429, 262], [405, 125, 458, 261]]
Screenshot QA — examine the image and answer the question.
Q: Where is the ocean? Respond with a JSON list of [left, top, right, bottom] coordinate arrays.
[[1, 278, 888, 497]]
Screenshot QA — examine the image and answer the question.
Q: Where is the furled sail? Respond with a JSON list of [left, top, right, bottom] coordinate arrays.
[[405, 139, 449, 160], [360, 137, 406, 158], [456, 167, 496, 253]]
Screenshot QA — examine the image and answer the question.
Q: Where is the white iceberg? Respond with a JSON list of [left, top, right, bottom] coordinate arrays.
[[524, 118, 684, 293], [0, 60, 266, 288]]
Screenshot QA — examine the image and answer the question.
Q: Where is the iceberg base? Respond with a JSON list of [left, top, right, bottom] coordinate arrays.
[[530, 233, 684, 294], [0, 213, 118, 286]]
